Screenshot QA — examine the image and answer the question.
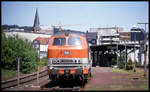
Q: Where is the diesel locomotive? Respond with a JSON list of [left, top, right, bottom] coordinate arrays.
[[47, 32, 92, 82]]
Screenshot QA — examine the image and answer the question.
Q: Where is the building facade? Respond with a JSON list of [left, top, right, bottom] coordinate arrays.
[[32, 37, 49, 58], [119, 32, 130, 41], [89, 27, 123, 45]]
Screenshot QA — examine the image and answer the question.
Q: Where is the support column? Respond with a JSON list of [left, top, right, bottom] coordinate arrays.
[[95, 51, 98, 66], [120, 50, 121, 59], [116, 44, 119, 66], [144, 45, 147, 77], [92, 51, 95, 67], [125, 45, 127, 69], [97, 51, 100, 66]]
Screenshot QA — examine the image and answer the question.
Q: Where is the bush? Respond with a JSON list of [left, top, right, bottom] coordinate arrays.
[[1, 30, 40, 73], [39, 57, 48, 67], [126, 58, 134, 70], [111, 58, 117, 65], [136, 61, 142, 67], [118, 57, 125, 69]]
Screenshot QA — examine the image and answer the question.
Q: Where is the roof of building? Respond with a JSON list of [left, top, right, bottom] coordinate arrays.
[[34, 37, 49, 45]]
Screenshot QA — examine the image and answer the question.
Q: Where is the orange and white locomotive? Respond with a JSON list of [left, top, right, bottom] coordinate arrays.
[[47, 32, 92, 82]]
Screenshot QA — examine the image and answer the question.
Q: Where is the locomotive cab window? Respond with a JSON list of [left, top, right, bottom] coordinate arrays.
[[68, 37, 82, 45], [53, 37, 66, 45]]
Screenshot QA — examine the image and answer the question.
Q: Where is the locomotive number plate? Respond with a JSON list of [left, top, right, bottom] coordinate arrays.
[[64, 51, 70, 55]]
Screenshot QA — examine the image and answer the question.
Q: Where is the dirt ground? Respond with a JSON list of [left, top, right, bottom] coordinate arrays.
[[84, 67, 149, 91]]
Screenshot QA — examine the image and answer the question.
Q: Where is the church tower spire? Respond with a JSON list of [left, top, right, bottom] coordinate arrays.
[[33, 8, 40, 32]]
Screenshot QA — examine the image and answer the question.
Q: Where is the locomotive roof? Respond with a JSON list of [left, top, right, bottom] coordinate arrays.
[[53, 31, 85, 37]]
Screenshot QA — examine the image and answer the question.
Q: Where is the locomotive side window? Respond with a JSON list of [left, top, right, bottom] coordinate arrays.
[[53, 37, 66, 45], [68, 37, 82, 46]]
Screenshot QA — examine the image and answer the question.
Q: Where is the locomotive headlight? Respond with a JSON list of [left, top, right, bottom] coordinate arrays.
[[57, 60, 60, 63], [78, 60, 81, 63], [52, 59, 56, 64], [74, 60, 77, 63], [48, 59, 52, 65]]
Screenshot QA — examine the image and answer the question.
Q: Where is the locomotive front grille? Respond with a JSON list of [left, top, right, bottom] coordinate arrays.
[[61, 59, 73, 64], [52, 59, 81, 64]]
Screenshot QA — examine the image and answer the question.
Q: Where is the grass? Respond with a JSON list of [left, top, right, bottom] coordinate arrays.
[[109, 68, 132, 74], [125, 82, 132, 86], [140, 77, 149, 81], [87, 86, 101, 91], [139, 84, 149, 90], [124, 86, 136, 90], [110, 85, 123, 90], [2, 69, 18, 80], [111, 76, 123, 80], [2, 66, 47, 81], [110, 68, 149, 81], [109, 67, 147, 75]]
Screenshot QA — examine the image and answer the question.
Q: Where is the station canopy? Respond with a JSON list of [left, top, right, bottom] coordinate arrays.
[[90, 44, 140, 51]]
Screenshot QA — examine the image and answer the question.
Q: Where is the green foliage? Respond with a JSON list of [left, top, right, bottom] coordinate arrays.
[[1, 30, 40, 73], [40, 57, 48, 66], [117, 51, 127, 69], [2, 69, 18, 80], [118, 57, 125, 69], [140, 84, 149, 90], [126, 58, 134, 70], [111, 58, 117, 65], [121, 51, 126, 62], [136, 61, 142, 66]]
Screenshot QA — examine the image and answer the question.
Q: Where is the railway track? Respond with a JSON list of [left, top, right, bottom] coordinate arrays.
[[2, 66, 91, 91], [1, 67, 48, 90], [40, 79, 86, 91], [39, 76, 92, 91], [41, 86, 83, 91]]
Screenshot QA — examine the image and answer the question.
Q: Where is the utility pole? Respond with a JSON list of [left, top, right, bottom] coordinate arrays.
[[137, 22, 149, 77]]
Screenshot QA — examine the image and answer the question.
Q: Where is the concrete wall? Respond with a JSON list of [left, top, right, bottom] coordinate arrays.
[[5, 32, 51, 42]]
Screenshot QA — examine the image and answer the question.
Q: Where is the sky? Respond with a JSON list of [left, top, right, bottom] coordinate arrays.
[[2, 1, 149, 32]]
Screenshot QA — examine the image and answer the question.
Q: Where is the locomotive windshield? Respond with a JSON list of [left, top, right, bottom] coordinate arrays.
[[53, 37, 66, 45], [68, 37, 82, 46]]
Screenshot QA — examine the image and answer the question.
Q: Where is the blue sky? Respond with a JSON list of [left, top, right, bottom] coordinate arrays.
[[2, 1, 149, 32]]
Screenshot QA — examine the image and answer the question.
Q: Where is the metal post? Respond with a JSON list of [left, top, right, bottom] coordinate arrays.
[[117, 41, 118, 67], [144, 45, 147, 77], [137, 22, 148, 77], [133, 34, 136, 72], [144, 24, 147, 77], [125, 43, 127, 69], [17, 58, 20, 88]]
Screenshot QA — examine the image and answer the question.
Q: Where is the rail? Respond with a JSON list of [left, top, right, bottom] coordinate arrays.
[[1, 67, 48, 89]]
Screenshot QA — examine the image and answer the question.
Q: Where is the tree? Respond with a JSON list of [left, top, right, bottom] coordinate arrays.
[[1, 30, 40, 73]]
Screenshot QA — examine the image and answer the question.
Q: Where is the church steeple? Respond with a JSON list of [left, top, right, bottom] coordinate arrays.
[[33, 8, 40, 32]]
